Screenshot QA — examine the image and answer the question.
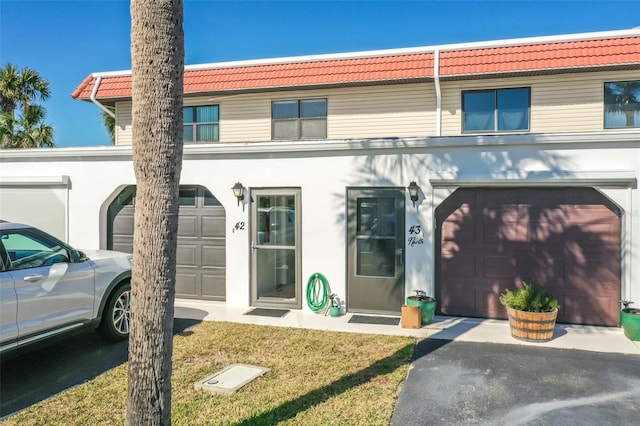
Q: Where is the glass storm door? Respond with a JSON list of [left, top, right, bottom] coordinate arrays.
[[250, 189, 301, 308], [347, 188, 405, 315]]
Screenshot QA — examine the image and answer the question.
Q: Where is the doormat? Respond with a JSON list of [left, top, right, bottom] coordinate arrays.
[[348, 315, 400, 326], [244, 308, 290, 318]]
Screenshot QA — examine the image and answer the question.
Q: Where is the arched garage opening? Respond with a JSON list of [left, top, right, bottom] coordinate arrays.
[[435, 187, 621, 326], [107, 185, 226, 301]]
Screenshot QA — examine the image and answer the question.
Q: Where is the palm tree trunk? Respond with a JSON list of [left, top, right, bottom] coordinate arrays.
[[127, 1, 184, 425]]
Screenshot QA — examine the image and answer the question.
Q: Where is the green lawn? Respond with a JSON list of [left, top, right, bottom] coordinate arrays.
[[3, 322, 415, 425]]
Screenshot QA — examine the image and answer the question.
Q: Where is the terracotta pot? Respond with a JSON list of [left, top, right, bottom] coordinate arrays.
[[506, 307, 558, 342]]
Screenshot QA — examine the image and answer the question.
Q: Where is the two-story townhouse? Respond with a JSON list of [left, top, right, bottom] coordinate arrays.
[[2, 28, 639, 327]]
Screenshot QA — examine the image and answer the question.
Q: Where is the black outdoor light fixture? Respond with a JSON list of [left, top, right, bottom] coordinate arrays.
[[407, 181, 420, 207], [232, 182, 245, 206]]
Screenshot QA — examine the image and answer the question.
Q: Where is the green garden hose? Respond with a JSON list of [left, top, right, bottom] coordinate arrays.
[[306, 273, 331, 313]]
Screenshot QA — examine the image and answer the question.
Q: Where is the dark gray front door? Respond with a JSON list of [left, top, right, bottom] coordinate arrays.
[[250, 188, 301, 308], [347, 188, 405, 315]]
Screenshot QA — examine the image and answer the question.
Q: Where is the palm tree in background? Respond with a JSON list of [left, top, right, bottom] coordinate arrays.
[[0, 63, 54, 148], [101, 109, 116, 144], [605, 81, 640, 127]]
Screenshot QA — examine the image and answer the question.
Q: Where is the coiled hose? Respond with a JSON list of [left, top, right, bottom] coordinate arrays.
[[306, 273, 331, 313]]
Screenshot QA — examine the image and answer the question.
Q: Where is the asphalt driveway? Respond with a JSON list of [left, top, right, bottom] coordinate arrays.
[[0, 318, 200, 419], [391, 339, 640, 426]]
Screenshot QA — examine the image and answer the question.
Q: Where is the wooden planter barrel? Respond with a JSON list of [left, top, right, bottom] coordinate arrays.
[[506, 307, 558, 342]]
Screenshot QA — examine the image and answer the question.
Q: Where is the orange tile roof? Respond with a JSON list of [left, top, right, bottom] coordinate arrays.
[[72, 53, 435, 100], [72, 34, 640, 101], [439, 37, 640, 76]]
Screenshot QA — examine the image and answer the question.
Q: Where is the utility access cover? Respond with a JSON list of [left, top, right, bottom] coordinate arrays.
[[194, 364, 270, 395]]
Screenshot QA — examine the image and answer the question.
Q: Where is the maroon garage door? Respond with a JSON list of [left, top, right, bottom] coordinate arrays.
[[436, 188, 621, 326]]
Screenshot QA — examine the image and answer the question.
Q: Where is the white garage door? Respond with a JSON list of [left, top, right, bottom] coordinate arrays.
[[0, 176, 69, 241]]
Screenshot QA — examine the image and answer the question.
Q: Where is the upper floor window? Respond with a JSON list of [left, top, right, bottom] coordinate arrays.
[[272, 98, 327, 140], [604, 81, 640, 129], [184, 105, 219, 142], [463, 88, 530, 133]]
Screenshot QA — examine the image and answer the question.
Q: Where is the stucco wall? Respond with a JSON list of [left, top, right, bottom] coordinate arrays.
[[1, 133, 639, 311]]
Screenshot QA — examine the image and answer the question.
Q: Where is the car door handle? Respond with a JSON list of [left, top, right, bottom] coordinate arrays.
[[23, 274, 44, 282]]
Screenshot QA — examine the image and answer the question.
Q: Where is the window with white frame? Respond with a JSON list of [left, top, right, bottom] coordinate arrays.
[[463, 88, 530, 133], [604, 81, 640, 129], [183, 105, 219, 142], [272, 98, 327, 140]]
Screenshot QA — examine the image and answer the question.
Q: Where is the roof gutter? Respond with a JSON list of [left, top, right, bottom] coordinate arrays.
[[90, 76, 115, 118], [434, 49, 442, 137]]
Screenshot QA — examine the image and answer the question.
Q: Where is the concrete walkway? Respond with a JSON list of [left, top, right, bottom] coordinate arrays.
[[174, 299, 640, 355]]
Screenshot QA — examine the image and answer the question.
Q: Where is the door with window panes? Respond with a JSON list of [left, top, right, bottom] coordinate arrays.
[[250, 189, 301, 308], [347, 188, 405, 315]]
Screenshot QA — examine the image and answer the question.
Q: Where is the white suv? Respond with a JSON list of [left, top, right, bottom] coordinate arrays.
[[0, 221, 132, 354]]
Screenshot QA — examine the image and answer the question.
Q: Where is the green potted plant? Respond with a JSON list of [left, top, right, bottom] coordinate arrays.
[[620, 300, 640, 341], [499, 282, 559, 342]]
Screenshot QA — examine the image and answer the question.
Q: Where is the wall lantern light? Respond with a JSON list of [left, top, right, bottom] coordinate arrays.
[[231, 182, 245, 206], [407, 181, 420, 207]]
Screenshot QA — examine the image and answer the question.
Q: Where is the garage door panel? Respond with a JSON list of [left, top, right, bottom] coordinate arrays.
[[202, 272, 226, 298], [112, 216, 134, 235], [441, 253, 477, 277], [176, 273, 197, 296], [437, 187, 621, 326], [483, 189, 520, 205], [565, 252, 619, 282], [112, 237, 133, 254], [202, 245, 225, 268], [482, 289, 505, 318], [202, 216, 225, 237], [442, 220, 474, 241], [178, 215, 197, 238], [528, 220, 566, 241], [484, 221, 528, 242], [439, 286, 478, 315], [565, 223, 619, 245], [177, 245, 197, 266], [560, 293, 618, 325], [495, 205, 527, 222], [482, 255, 517, 278]]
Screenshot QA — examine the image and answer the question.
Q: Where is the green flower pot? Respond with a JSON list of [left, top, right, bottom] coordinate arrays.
[[406, 296, 437, 325], [620, 308, 640, 341], [329, 306, 341, 317]]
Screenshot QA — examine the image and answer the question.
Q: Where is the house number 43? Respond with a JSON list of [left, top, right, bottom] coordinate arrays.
[[407, 225, 423, 247]]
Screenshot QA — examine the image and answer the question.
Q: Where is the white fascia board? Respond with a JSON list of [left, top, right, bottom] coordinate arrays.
[[0, 131, 638, 161], [92, 28, 640, 78], [0, 175, 70, 187], [430, 172, 637, 188]]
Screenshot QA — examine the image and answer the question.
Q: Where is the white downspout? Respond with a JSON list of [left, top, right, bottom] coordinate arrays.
[[434, 49, 441, 137], [90, 76, 115, 119]]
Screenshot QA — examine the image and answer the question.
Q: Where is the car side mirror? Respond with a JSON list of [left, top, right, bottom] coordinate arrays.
[[70, 250, 87, 263]]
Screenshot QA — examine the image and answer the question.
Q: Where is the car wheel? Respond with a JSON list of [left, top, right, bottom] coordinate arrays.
[[98, 283, 131, 341]]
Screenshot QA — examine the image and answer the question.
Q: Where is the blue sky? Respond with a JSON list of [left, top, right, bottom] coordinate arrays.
[[1, 0, 638, 147]]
